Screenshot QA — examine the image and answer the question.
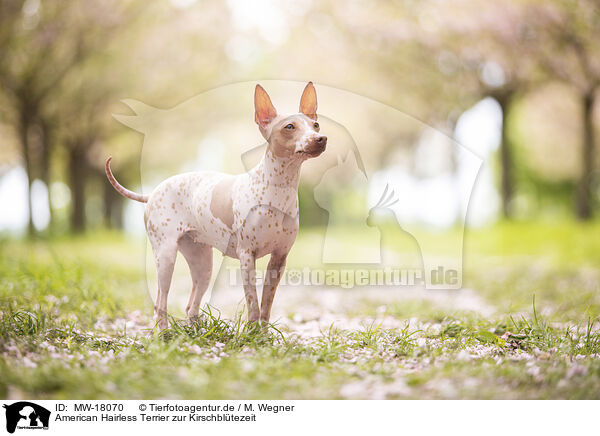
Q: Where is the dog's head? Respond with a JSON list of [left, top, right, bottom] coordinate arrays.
[[254, 82, 327, 160]]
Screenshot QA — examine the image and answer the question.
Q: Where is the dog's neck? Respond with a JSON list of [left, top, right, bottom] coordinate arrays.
[[252, 148, 303, 189]]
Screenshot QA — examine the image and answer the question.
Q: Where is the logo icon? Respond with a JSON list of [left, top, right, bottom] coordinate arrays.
[[2, 402, 50, 434]]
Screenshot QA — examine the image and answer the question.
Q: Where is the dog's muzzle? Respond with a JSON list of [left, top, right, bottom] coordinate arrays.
[[302, 135, 327, 156]]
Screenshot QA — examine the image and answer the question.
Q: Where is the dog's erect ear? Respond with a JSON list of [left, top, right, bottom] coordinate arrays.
[[254, 84, 277, 128], [299, 81, 318, 120]]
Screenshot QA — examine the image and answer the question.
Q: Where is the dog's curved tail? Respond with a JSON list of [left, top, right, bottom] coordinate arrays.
[[105, 156, 148, 203]]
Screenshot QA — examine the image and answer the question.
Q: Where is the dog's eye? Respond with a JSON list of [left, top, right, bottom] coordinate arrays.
[[285, 123, 294, 129], [313, 122, 319, 129]]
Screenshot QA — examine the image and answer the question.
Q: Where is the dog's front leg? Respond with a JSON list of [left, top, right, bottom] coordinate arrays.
[[239, 250, 260, 322], [260, 253, 287, 323]]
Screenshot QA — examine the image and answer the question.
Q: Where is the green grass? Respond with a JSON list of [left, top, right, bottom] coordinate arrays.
[[0, 221, 599, 399]]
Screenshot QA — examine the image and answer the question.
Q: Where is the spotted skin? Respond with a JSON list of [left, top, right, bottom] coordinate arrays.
[[106, 83, 327, 329]]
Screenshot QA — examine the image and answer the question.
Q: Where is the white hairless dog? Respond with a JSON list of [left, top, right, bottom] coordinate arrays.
[[106, 83, 326, 329]]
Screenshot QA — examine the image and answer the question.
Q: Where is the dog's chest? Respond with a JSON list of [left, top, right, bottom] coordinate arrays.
[[232, 174, 299, 257]]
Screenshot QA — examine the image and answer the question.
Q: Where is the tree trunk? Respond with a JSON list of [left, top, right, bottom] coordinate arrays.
[[497, 92, 515, 219], [39, 119, 54, 231], [576, 91, 596, 220], [103, 171, 123, 229], [68, 145, 87, 232], [18, 115, 35, 237]]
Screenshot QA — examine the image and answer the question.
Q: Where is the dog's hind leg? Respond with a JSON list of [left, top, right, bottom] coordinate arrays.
[[178, 235, 213, 321], [152, 240, 178, 331]]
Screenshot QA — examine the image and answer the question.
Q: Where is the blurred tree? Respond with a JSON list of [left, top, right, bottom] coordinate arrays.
[[318, 0, 537, 218], [0, 0, 131, 234], [426, 0, 549, 218], [524, 0, 599, 219], [0, 0, 82, 235], [0, 0, 153, 233], [47, 2, 147, 232], [349, 0, 600, 220]]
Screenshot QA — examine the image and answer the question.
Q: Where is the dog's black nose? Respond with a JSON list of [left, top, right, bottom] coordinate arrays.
[[316, 135, 327, 145]]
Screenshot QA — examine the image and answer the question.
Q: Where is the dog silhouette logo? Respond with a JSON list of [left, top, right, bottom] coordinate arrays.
[[2, 402, 50, 433]]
